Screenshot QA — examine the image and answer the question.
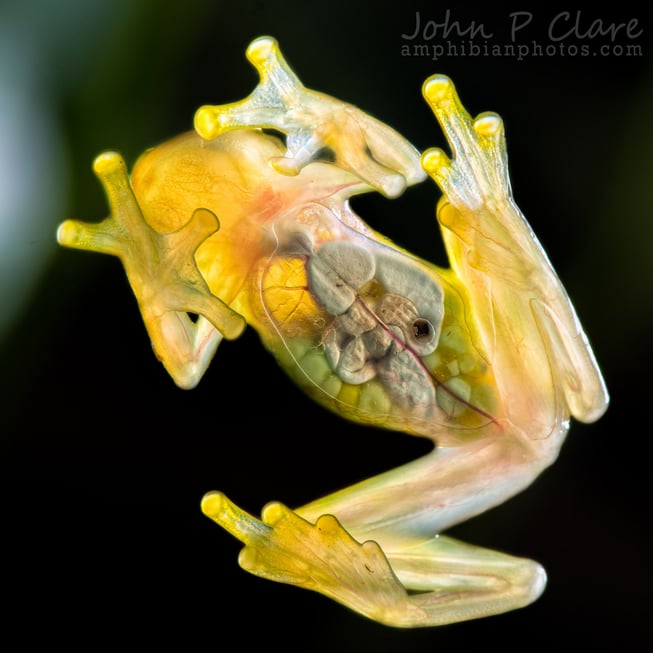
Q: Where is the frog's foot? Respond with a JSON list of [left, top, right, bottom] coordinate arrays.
[[194, 36, 426, 198], [57, 152, 245, 387], [201, 491, 427, 626], [421, 75, 511, 212]]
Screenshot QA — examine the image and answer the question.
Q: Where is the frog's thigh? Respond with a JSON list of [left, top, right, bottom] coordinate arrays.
[[387, 534, 546, 625]]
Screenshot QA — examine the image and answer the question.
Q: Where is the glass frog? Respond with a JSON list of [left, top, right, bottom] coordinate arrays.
[[57, 36, 609, 627]]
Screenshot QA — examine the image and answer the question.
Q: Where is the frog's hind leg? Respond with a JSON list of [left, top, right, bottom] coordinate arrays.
[[201, 491, 544, 627]]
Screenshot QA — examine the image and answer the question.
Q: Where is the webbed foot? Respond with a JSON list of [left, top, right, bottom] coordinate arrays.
[[201, 491, 423, 626]]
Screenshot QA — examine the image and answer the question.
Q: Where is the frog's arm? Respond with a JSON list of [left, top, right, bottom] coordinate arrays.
[[194, 36, 426, 198], [202, 75, 609, 627], [57, 152, 245, 389]]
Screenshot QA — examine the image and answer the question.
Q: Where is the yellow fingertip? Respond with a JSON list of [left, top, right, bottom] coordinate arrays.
[[474, 112, 503, 139], [246, 35, 278, 66], [315, 514, 340, 534], [201, 491, 226, 519], [421, 147, 450, 176], [194, 106, 226, 140], [261, 501, 287, 525], [201, 493, 270, 543], [56, 220, 80, 246], [92, 151, 124, 177], [422, 74, 454, 105], [237, 546, 257, 571]]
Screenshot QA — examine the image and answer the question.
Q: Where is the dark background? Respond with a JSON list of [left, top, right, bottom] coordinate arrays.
[[1, 1, 650, 649]]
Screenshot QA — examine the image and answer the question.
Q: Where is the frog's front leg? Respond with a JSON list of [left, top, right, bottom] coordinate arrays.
[[194, 36, 426, 198], [57, 152, 245, 389], [202, 490, 545, 628]]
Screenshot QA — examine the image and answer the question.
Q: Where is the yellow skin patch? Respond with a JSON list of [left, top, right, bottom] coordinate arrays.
[[57, 36, 609, 627]]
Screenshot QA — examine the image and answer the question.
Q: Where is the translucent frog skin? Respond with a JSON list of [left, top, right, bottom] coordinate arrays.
[[57, 37, 609, 627]]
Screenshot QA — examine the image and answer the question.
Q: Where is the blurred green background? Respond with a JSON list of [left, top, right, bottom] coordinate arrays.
[[1, 0, 650, 649]]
